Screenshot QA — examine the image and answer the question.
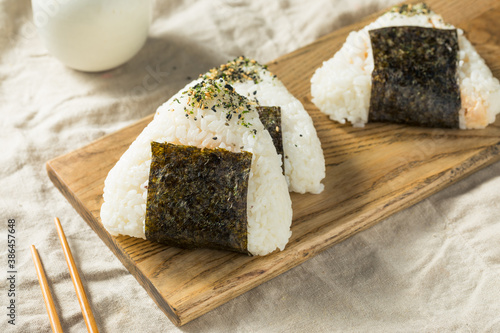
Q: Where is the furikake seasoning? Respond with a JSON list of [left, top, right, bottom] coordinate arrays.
[[389, 3, 431, 16], [368, 26, 460, 128], [145, 142, 252, 254], [256, 106, 284, 170], [182, 79, 256, 130], [203, 56, 269, 85]]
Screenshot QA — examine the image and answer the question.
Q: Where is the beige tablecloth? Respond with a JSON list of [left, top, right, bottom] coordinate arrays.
[[2, 0, 500, 332]]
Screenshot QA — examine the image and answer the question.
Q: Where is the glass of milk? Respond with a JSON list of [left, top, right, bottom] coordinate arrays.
[[32, 0, 152, 72]]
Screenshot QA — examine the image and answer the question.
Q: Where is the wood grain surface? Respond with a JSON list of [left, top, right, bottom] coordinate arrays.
[[46, 0, 500, 326]]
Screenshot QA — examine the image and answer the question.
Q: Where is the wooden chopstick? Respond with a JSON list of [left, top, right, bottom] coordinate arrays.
[[54, 217, 99, 333], [30, 245, 64, 333]]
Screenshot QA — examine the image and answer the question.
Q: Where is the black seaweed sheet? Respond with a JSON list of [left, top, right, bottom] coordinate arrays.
[[256, 106, 284, 170], [145, 142, 252, 254], [368, 26, 461, 128]]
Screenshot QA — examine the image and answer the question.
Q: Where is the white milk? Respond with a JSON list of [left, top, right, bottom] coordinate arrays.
[[32, 0, 152, 72]]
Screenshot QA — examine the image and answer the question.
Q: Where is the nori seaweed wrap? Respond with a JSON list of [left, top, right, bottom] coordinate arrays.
[[256, 106, 283, 169], [368, 26, 461, 128], [145, 142, 252, 254]]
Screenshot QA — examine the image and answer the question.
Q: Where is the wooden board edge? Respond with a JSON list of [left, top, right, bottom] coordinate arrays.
[[178, 143, 500, 325], [351, 143, 500, 234], [45, 160, 183, 326], [44, 116, 500, 327]]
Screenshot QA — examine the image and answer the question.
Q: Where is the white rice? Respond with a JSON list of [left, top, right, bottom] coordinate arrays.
[[101, 79, 292, 256], [232, 66, 325, 193], [311, 5, 500, 129]]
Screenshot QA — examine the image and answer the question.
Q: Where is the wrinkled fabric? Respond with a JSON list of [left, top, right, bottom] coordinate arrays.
[[1, 0, 500, 332]]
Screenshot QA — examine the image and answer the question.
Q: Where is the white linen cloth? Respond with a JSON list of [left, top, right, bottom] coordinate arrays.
[[1, 0, 500, 332]]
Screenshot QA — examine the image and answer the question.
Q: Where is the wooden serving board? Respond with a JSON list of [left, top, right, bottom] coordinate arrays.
[[47, 0, 500, 326]]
